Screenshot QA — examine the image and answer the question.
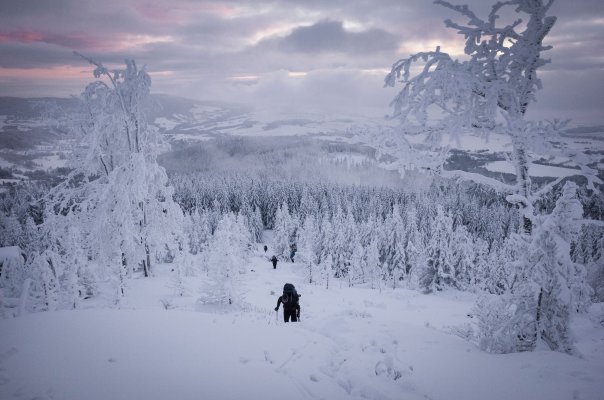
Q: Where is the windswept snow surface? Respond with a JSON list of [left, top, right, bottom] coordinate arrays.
[[1, 243, 603, 400]]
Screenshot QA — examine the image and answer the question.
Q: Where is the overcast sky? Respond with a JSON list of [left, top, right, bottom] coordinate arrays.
[[0, 0, 602, 124]]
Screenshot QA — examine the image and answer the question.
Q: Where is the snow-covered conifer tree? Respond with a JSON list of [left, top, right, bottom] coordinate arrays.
[[382, 205, 407, 289], [205, 213, 248, 305], [587, 239, 604, 302], [21, 216, 40, 259], [29, 248, 61, 312], [366, 239, 382, 292], [59, 226, 87, 309], [476, 240, 510, 294], [450, 225, 475, 290], [249, 206, 264, 243], [421, 206, 454, 293], [349, 236, 366, 287], [523, 182, 591, 351], [320, 252, 332, 290], [297, 215, 320, 284], [0, 213, 23, 249], [299, 187, 319, 221], [273, 202, 296, 260], [319, 217, 334, 266], [331, 207, 352, 278], [480, 182, 592, 353], [187, 210, 212, 256], [403, 206, 425, 288]]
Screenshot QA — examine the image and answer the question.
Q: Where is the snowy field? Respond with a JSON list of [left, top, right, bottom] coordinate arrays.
[[2, 242, 603, 400], [484, 160, 583, 178]]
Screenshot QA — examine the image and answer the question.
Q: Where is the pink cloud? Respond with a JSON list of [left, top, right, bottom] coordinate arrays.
[[0, 31, 44, 44], [0, 29, 176, 53], [0, 65, 88, 79], [0, 30, 105, 49]]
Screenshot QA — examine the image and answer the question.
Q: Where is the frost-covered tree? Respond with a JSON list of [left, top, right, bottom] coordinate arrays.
[[320, 252, 332, 290], [205, 213, 249, 305], [28, 247, 61, 312], [403, 206, 425, 288], [384, 0, 599, 229], [479, 182, 592, 353], [450, 225, 475, 290], [331, 207, 354, 278], [249, 206, 264, 243], [0, 246, 28, 313], [366, 239, 382, 292], [523, 182, 591, 349], [587, 242, 604, 302], [381, 204, 407, 288], [382, 0, 601, 353], [297, 215, 320, 284], [383, 0, 598, 226], [477, 241, 508, 294], [27, 56, 185, 309], [273, 202, 297, 261], [186, 210, 212, 256], [349, 236, 366, 287], [421, 206, 454, 292], [0, 213, 22, 246], [21, 216, 41, 259], [319, 217, 334, 266], [300, 187, 319, 221]]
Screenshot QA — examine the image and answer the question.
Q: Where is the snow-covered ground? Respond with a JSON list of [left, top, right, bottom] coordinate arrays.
[[33, 153, 68, 170], [484, 160, 583, 178], [154, 116, 182, 130], [1, 242, 603, 400]]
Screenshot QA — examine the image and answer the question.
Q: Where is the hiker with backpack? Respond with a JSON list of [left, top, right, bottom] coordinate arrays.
[[275, 283, 300, 322], [270, 255, 278, 269]]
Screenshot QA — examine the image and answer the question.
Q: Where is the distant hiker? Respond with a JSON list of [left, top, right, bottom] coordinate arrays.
[[289, 243, 297, 262], [271, 255, 278, 269], [275, 283, 300, 322], [263, 245, 268, 253]]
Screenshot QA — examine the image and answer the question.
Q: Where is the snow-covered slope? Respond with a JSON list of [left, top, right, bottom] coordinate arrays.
[[2, 242, 603, 400]]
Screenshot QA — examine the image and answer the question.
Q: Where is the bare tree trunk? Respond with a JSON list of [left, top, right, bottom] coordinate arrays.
[[534, 288, 544, 346], [144, 244, 151, 277], [120, 251, 127, 295], [139, 201, 151, 277], [512, 142, 533, 234]]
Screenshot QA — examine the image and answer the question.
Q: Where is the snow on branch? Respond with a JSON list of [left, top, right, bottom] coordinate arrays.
[[387, 0, 557, 132]]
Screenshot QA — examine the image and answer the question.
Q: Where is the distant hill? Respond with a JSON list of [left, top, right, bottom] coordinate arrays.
[[1, 95, 602, 189]]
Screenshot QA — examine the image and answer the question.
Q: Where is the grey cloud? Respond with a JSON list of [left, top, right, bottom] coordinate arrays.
[[263, 20, 399, 54], [0, 0, 74, 17], [0, 0, 161, 39], [177, 13, 276, 47], [0, 43, 74, 68], [528, 69, 604, 125], [0, 0, 602, 125]]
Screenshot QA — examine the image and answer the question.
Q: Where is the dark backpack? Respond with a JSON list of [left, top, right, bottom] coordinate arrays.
[[282, 283, 300, 305]]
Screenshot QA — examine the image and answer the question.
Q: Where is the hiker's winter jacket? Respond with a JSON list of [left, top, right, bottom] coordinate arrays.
[[275, 294, 300, 312]]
